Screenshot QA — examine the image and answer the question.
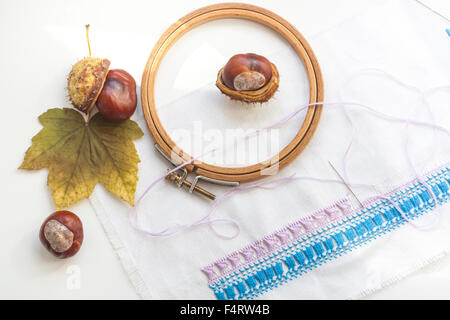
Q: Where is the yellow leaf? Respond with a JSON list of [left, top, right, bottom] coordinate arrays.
[[20, 108, 144, 209]]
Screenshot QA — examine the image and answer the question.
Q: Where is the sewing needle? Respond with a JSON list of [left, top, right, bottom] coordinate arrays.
[[328, 160, 364, 208]]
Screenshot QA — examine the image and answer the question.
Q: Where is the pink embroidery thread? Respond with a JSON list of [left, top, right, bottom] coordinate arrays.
[[201, 266, 218, 282], [203, 197, 353, 283], [263, 236, 279, 251], [252, 244, 266, 257], [275, 231, 291, 245], [228, 254, 241, 268], [240, 248, 255, 262], [215, 260, 229, 274]]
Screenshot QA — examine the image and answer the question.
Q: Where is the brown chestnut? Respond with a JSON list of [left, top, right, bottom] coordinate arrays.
[[39, 211, 83, 259], [96, 69, 137, 122], [216, 53, 279, 103]]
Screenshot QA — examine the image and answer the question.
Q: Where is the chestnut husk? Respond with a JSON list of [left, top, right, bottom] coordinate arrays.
[[216, 63, 279, 103], [67, 57, 110, 114]]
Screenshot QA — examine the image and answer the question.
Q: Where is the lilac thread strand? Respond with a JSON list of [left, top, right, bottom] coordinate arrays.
[[130, 74, 450, 239]]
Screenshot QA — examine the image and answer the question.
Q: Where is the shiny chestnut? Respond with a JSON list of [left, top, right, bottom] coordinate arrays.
[[39, 211, 83, 259], [96, 69, 137, 122], [216, 53, 279, 103]]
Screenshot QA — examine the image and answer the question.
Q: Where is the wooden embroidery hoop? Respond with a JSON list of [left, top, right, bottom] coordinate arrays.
[[141, 3, 324, 184]]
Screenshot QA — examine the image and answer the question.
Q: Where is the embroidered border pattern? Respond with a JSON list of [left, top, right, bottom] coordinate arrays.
[[202, 166, 450, 300]]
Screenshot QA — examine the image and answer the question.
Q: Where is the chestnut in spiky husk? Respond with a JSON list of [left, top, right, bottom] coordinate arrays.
[[68, 57, 110, 114], [216, 53, 279, 103], [67, 25, 137, 121]]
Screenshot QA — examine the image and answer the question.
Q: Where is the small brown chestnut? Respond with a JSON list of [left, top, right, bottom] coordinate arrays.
[[96, 69, 137, 122], [216, 53, 279, 103], [39, 211, 83, 259]]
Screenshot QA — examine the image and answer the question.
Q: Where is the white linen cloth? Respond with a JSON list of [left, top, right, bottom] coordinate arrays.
[[90, 0, 450, 299]]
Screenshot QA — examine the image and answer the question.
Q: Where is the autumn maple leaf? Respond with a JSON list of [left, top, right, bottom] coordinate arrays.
[[19, 108, 144, 209]]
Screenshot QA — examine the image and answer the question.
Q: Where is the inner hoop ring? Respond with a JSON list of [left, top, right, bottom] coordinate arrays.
[[141, 3, 324, 182]]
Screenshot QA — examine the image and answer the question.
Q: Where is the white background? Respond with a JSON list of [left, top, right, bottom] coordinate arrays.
[[1, 0, 450, 299]]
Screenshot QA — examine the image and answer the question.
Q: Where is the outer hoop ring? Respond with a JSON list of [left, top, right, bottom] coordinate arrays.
[[141, 3, 323, 182]]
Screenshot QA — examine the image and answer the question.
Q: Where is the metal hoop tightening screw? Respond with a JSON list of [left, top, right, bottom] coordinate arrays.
[[166, 170, 216, 200], [155, 144, 239, 200]]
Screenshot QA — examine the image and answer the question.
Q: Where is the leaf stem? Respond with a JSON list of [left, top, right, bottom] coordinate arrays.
[[86, 109, 93, 124]]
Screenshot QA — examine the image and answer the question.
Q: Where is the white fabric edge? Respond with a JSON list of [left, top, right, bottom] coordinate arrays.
[[89, 193, 150, 300], [91, 189, 450, 300]]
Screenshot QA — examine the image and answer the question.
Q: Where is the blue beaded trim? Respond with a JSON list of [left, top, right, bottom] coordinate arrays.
[[208, 166, 450, 300]]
